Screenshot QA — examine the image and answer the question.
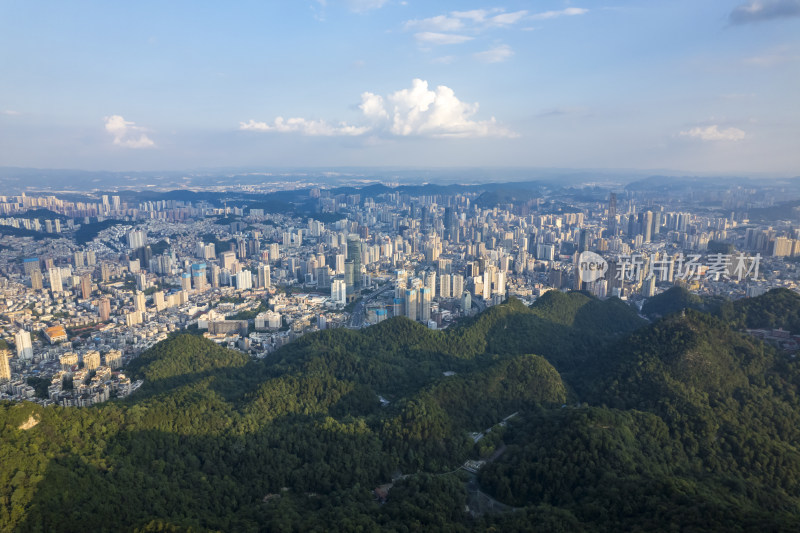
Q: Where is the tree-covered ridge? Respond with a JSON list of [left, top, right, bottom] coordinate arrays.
[[597, 311, 768, 402], [427, 354, 566, 429], [4, 289, 800, 531], [484, 292, 646, 373], [127, 334, 250, 385], [479, 407, 800, 532], [643, 286, 800, 332], [475, 301, 800, 531], [642, 285, 709, 318], [722, 287, 800, 332]]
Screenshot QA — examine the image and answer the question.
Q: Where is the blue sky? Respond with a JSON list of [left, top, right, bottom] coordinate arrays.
[[0, 0, 798, 175]]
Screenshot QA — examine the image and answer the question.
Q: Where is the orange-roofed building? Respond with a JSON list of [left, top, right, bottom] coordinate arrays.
[[43, 325, 68, 344]]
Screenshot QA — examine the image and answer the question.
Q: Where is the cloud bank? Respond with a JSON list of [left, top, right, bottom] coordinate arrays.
[[240, 79, 515, 139], [729, 0, 800, 24], [680, 125, 746, 141], [405, 7, 586, 37], [239, 118, 369, 136], [104, 115, 155, 148], [403, 7, 587, 64], [414, 32, 473, 45]]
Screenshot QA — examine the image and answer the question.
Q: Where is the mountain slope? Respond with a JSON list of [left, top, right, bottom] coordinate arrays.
[[4, 290, 800, 531]]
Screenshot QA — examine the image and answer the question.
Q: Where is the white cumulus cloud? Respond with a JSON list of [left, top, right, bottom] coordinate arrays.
[[240, 78, 514, 139], [382, 78, 515, 138], [104, 115, 155, 148], [679, 125, 746, 141], [359, 92, 389, 120], [474, 44, 514, 63]]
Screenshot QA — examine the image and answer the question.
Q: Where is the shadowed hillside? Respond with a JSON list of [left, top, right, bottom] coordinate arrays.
[[4, 290, 800, 531]]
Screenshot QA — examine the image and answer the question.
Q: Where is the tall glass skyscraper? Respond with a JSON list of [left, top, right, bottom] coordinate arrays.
[[607, 193, 617, 235], [346, 234, 361, 291]]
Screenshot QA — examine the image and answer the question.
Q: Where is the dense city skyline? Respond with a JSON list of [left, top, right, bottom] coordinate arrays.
[[1, 1, 799, 174]]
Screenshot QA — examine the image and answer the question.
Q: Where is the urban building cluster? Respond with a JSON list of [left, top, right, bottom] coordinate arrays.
[[1, 183, 799, 405]]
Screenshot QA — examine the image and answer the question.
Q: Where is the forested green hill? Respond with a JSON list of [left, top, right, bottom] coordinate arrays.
[[643, 285, 800, 332], [3, 290, 800, 531], [642, 285, 710, 318]]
